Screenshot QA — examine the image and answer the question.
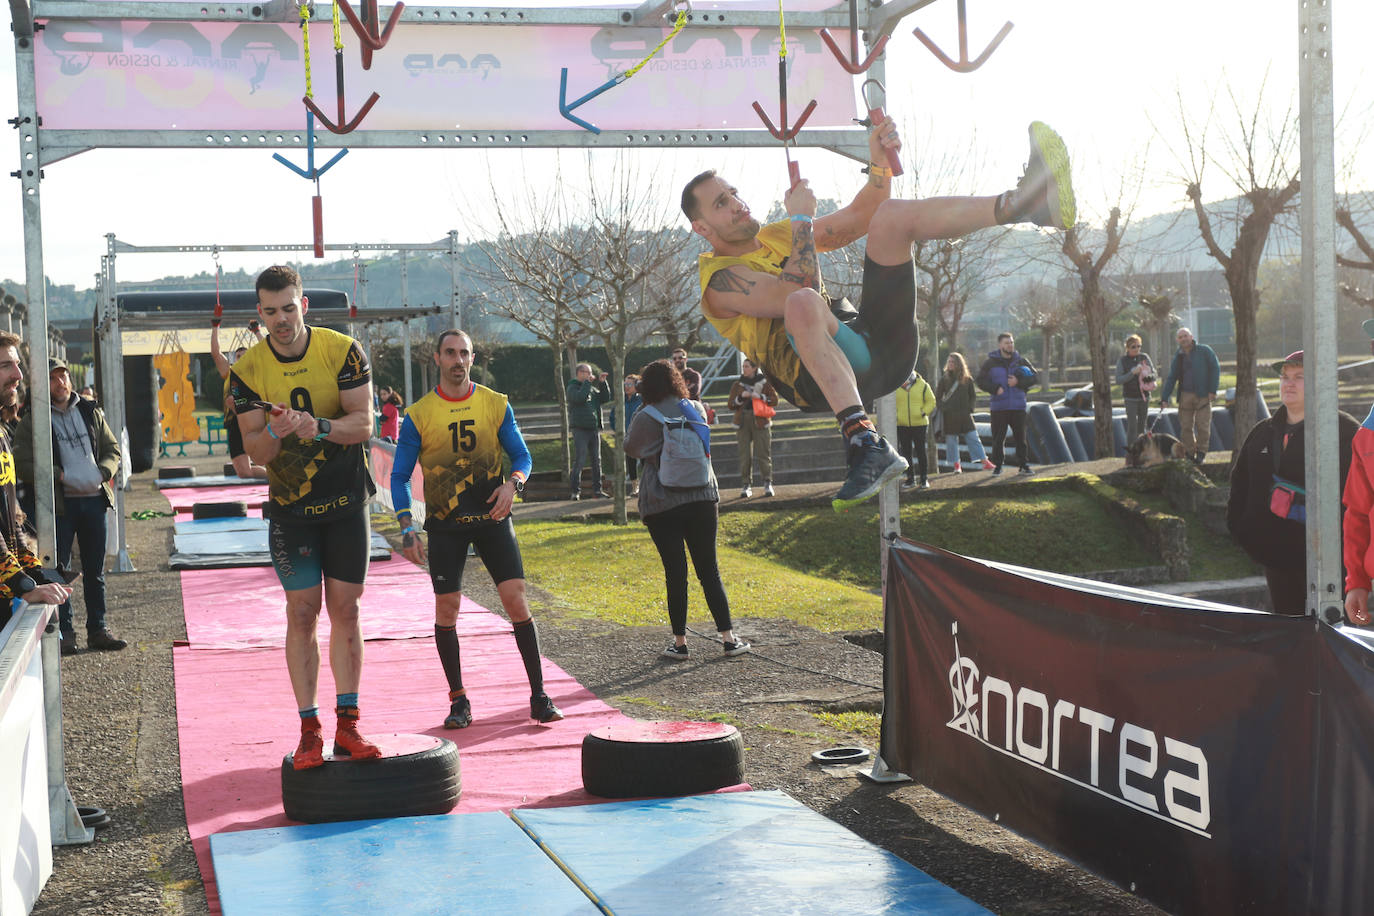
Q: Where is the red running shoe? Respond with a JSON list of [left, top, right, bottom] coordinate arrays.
[[333, 709, 381, 760], [292, 717, 325, 771]]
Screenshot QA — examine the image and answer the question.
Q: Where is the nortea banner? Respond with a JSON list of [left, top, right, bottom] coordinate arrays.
[[34, 20, 858, 131], [881, 539, 1374, 915]]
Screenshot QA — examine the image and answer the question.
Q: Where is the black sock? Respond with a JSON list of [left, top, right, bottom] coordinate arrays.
[[836, 407, 875, 445], [435, 624, 464, 693], [512, 618, 544, 695], [994, 190, 1013, 224]]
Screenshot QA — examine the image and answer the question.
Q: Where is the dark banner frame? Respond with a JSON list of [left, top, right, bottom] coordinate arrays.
[[882, 539, 1374, 915]]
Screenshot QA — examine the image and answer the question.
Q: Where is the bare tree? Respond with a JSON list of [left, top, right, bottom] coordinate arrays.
[[459, 160, 598, 484], [1010, 280, 1075, 386], [1171, 80, 1301, 451], [1135, 289, 1180, 367], [1336, 206, 1374, 308], [1058, 208, 1129, 457], [639, 234, 711, 350], [549, 154, 693, 524]]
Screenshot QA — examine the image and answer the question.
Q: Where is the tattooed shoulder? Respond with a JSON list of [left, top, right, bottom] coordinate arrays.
[[707, 269, 755, 296]]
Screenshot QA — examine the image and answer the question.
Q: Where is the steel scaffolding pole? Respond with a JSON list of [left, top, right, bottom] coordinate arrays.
[[1298, 0, 1341, 623]]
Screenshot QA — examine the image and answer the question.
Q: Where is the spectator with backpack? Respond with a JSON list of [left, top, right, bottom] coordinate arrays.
[[976, 332, 1038, 476], [624, 359, 750, 660]]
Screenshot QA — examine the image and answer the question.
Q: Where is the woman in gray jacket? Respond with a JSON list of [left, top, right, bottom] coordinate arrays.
[[625, 360, 750, 660]]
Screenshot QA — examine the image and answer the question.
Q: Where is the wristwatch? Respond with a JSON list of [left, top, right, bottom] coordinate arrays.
[[314, 417, 332, 441], [511, 476, 525, 496]]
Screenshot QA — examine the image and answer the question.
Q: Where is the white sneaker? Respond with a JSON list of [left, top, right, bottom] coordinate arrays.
[[763, 482, 775, 497], [741, 486, 752, 499]]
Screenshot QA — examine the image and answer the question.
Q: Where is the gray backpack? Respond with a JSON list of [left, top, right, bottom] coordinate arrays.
[[642, 404, 711, 488]]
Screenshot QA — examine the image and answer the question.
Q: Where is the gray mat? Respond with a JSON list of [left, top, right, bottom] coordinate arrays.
[[169, 531, 393, 570]]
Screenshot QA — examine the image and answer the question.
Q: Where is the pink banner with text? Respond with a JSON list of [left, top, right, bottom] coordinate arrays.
[[35, 20, 859, 131]]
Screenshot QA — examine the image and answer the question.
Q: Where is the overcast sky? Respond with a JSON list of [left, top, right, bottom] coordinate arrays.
[[2, 0, 1371, 289]]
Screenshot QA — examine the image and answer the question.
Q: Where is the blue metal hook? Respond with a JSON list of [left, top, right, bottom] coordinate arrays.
[[273, 111, 349, 180], [558, 68, 629, 134]]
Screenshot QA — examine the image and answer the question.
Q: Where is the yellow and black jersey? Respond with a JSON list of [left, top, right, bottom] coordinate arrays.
[[0, 430, 45, 599], [229, 326, 373, 522], [698, 219, 811, 402], [392, 383, 532, 531]]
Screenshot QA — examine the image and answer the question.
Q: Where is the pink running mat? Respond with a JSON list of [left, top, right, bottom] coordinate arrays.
[[176, 557, 495, 648], [175, 635, 633, 913]]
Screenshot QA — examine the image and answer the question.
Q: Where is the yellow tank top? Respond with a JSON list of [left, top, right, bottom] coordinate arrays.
[[697, 219, 807, 401], [405, 383, 510, 529]]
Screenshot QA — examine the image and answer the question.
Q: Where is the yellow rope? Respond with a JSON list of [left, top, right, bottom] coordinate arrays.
[[623, 7, 689, 79], [777, 0, 787, 58], [332, 0, 343, 52], [299, 2, 313, 99]]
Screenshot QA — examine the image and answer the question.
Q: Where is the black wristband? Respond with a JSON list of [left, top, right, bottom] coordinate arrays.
[[6, 571, 37, 598]]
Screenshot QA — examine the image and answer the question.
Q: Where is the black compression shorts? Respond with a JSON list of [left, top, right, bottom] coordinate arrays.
[[268, 508, 370, 591], [783, 256, 919, 412], [425, 517, 524, 595]]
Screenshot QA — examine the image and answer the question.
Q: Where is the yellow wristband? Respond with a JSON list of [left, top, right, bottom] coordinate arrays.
[[866, 164, 893, 178]]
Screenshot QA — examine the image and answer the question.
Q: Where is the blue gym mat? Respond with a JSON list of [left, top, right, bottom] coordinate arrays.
[[172, 517, 264, 534], [512, 790, 990, 914], [154, 475, 266, 489], [209, 812, 600, 915]]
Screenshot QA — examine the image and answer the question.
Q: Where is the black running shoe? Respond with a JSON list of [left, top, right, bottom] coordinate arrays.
[[530, 693, 564, 724], [1001, 122, 1076, 230], [444, 696, 473, 730], [833, 435, 908, 512]]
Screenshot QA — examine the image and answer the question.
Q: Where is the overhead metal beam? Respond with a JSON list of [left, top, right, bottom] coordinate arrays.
[[117, 305, 441, 330], [109, 238, 453, 255], [30, 2, 854, 28], [39, 128, 871, 168], [7, 0, 33, 38]]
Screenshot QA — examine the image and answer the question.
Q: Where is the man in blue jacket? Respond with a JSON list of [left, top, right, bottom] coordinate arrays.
[[1159, 327, 1221, 465], [976, 333, 1038, 476]]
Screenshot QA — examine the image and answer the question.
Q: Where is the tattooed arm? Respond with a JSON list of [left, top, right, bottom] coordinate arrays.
[[811, 116, 899, 253], [703, 265, 794, 320]]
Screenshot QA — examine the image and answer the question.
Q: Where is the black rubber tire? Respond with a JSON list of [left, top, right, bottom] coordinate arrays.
[[191, 501, 248, 520], [581, 722, 744, 799], [280, 737, 461, 824], [77, 805, 110, 829], [158, 466, 195, 480]]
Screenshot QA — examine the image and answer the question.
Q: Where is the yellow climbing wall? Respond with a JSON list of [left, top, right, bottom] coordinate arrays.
[[153, 351, 199, 443]]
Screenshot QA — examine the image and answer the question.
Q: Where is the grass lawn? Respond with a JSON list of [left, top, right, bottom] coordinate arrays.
[[517, 519, 883, 633], [515, 487, 1193, 635]]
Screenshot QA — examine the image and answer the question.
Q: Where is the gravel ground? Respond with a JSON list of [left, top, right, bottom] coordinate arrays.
[[30, 454, 1161, 915]]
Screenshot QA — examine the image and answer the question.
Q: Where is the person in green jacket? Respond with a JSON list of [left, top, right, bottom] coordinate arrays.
[[565, 362, 612, 500], [895, 370, 937, 489]]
